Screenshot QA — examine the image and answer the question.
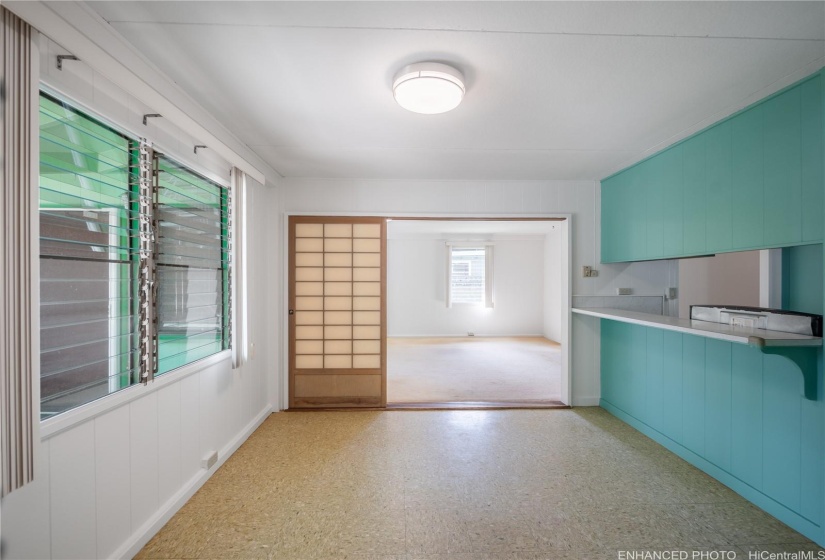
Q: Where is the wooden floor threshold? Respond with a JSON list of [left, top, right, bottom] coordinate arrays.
[[388, 400, 568, 410], [287, 400, 569, 412]]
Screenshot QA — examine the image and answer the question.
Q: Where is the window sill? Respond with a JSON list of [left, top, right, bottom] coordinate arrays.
[[40, 350, 232, 441]]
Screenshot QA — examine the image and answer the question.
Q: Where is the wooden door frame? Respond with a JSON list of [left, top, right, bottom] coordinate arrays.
[[280, 212, 573, 411]]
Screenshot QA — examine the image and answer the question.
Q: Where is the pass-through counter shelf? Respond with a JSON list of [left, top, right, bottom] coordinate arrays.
[[573, 307, 822, 400]]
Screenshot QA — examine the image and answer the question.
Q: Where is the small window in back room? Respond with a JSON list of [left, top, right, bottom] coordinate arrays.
[[447, 244, 494, 307]]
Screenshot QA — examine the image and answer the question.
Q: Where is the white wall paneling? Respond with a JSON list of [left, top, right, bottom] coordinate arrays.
[[94, 406, 131, 560], [156, 383, 183, 511], [49, 421, 97, 559], [0, 438, 50, 560], [130, 393, 160, 535], [179, 374, 202, 484]]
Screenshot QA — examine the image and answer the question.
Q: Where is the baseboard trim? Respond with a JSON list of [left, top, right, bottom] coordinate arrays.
[[571, 396, 600, 407], [116, 404, 273, 559]]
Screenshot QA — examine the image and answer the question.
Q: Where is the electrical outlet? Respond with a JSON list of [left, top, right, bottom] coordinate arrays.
[[467, 332, 475, 337], [201, 450, 218, 470], [616, 287, 632, 295]]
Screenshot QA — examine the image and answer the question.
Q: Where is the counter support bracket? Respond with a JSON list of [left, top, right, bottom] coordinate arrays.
[[760, 346, 819, 401]]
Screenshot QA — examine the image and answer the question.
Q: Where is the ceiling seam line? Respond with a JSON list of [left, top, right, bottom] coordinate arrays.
[[101, 21, 825, 42]]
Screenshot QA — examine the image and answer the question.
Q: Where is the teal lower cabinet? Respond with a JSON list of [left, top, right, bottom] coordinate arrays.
[[600, 319, 824, 545]]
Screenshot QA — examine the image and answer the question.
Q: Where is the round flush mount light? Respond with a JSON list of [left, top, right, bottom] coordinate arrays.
[[393, 62, 465, 114]]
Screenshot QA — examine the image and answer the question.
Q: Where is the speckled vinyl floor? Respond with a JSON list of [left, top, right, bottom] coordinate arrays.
[[135, 409, 824, 560]]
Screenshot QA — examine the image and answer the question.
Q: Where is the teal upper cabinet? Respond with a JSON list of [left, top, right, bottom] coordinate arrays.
[[705, 122, 733, 252], [800, 77, 823, 243], [682, 134, 707, 255], [731, 105, 764, 249], [645, 152, 665, 259], [660, 145, 684, 257], [601, 69, 823, 263], [763, 86, 802, 246]]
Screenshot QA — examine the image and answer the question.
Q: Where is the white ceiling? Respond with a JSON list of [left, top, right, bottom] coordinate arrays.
[[86, 1, 825, 181]]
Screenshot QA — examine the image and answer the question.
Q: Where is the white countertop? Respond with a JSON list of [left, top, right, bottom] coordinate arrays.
[[572, 307, 822, 347]]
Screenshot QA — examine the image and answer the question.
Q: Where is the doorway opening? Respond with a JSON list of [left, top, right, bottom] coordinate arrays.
[[385, 218, 570, 408]]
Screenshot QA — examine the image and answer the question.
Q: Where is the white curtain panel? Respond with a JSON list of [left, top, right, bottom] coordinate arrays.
[[0, 6, 35, 497], [230, 167, 246, 369]]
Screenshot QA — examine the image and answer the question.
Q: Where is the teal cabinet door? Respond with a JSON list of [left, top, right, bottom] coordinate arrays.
[[661, 145, 684, 257], [646, 155, 665, 259], [682, 335, 706, 456], [762, 354, 803, 512], [731, 104, 764, 249], [704, 339, 732, 471], [800, 75, 823, 243], [645, 328, 665, 431], [705, 122, 733, 252], [628, 325, 648, 418], [730, 344, 763, 489], [627, 167, 646, 260], [763, 87, 802, 246], [682, 135, 707, 255], [601, 173, 632, 263], [600, 176, 619, 263], [661, 331, 684, 442]]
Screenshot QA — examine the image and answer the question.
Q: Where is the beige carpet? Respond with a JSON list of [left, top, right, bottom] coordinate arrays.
[[387, 336, 561, 403]]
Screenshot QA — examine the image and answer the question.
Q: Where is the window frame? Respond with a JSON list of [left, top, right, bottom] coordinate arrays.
[[446, 242, 494, 309], [37, 90, 233, 420]]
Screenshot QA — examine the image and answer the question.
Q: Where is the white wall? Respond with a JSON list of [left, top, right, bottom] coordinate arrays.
[[388, 237, 545, 336], [282, 178, 675, 405], [678, 251, 761, 318]]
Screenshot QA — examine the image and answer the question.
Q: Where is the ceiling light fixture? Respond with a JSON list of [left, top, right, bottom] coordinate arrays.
[[393, 62, 465, 114]]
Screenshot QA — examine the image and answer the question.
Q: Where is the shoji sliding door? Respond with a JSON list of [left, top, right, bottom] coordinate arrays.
[[288, 217, 387, 408]]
